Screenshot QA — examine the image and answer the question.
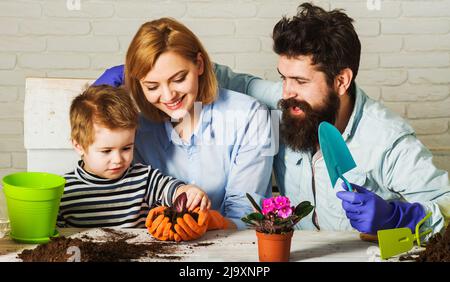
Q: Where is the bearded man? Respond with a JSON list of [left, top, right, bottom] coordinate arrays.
[[214, 3, 450, 238]]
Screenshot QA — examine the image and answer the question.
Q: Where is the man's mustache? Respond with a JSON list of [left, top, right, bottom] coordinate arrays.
[[278, 98, 312, 113]]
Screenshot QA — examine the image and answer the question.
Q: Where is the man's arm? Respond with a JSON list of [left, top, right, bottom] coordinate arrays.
[[213, 63, 282, 110], [382, 134, 450, 237], [94, 63, 283, 110], [93, 65, 124, 87]]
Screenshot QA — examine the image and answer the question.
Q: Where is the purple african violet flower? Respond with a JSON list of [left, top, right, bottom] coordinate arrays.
[[277, 206, 293, 219], [262, 198, 276, 215], [274, 196, 290, 208], [242, 192, 314, 234]]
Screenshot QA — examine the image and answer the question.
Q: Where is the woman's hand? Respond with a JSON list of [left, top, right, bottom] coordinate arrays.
[[174, 184, 211, 212]]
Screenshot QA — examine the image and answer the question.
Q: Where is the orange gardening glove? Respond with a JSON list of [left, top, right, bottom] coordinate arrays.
[[174, 209, 228, 240], [146, 206, 206, 242], [167, 207, 208, 241], [146, 207, 226, 242], [145, 206, 166, 228], [206, 210, 229, 230], [146, 206, 174, 241], [185, 208, 228, 231], [173, 207, 209, 241]]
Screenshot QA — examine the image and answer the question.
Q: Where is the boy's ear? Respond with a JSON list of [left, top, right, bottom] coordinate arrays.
[[72, 139, 85, 156]]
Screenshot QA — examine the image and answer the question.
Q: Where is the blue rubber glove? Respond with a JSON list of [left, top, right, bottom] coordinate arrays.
[[336, 182, 426, 235], [93, 64, 125, 87]]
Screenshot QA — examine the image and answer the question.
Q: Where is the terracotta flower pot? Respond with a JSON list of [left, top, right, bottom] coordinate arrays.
[[256, 231, 293, 262]]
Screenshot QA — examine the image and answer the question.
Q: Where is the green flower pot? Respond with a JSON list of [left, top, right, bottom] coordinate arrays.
[[2, 172, 65, 244]]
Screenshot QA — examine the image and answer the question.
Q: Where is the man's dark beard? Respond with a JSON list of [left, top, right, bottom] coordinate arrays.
[[278, 90, 340, 153]]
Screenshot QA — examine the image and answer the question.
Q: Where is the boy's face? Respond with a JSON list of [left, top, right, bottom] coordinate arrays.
[[73, 123, 136, 179]]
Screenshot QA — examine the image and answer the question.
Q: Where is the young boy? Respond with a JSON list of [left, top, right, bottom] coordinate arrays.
[[57, 85, 210, 228]]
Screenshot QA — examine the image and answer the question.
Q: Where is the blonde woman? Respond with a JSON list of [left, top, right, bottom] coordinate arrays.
[[94, 18, 274, 233]]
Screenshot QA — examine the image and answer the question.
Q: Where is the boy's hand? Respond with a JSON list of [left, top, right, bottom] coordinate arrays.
[[174, 185, 211, 212]]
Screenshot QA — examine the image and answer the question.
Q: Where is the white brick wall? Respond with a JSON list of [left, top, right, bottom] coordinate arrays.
[[0, 0, 450, 179]]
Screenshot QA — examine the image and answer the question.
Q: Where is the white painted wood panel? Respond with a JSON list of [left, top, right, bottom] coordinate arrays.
[[24, 77, 93, 174]]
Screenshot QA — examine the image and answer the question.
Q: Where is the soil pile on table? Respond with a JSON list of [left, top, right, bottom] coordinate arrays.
[[17, 228, 181, 262], [406, 224, 450, 262]]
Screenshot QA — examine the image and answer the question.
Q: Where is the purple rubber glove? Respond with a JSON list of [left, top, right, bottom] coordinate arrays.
[[336, 182, 426, 235], [93, 65, 124, 87]]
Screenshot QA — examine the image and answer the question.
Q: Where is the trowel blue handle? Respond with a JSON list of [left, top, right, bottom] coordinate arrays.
[[341, 175, 353, 192], [336, 166, 353, 192]]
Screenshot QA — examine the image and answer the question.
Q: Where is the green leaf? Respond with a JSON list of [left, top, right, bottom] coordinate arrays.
[[294, 202, 314, 222], [241, 217, 258, 226], [246, 212, 264, 221], [295, 201, 314, 216], [246, 193, 262, 213], [295, 201, 311, 213]]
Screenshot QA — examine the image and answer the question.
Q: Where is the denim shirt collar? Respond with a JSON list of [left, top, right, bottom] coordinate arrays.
[[342, 83, 367, 141]]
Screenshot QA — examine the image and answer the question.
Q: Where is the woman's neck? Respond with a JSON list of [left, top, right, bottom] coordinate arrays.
[[172, 102, 202, 142]]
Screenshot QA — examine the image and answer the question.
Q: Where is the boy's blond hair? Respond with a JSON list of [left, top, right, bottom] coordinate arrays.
[[70, 85, 139, 150]]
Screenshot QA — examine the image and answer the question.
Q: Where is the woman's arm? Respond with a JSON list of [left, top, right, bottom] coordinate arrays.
[[382, 134, 450, 237]]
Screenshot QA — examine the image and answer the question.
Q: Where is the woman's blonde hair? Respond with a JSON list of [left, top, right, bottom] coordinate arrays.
[[125, 17, 218, 122], [70, 85, 139, 150]]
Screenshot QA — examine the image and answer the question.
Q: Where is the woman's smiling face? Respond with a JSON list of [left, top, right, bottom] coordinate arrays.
[[140, 51, 204, 120]]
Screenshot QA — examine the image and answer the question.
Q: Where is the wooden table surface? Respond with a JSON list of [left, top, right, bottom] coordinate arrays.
[[0, 228, 390, 262]]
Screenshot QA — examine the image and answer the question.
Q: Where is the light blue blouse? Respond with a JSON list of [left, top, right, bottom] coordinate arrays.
[[134, 88, 274, 229]]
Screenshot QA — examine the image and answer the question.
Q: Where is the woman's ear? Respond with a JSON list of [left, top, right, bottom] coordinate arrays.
[[334, 68, 353, 96], [72, 139, 85, 157], [196, 52, 204, 76]]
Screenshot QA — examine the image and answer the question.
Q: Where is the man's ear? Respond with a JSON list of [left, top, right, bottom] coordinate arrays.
[[72, 139, 85, 156], [196, 52, 204, 76], [334, 68, 353, 96]]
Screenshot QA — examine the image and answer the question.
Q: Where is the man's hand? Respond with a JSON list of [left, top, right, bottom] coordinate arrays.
[[336, 182, 426, 234], [93, 65, 124, 87], [174, 184, 211, 212]]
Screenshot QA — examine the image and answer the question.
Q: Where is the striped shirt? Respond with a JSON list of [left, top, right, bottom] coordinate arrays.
[[57, 161, 185, 228]]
